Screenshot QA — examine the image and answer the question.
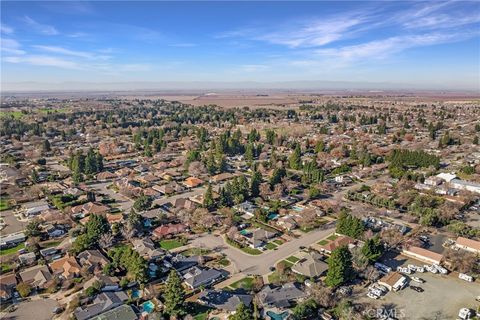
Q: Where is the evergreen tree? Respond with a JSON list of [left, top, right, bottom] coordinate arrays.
[[31, 169, 39, 184], [250, 170, 262, 198], [43, 139, 51, 152], [361, 236, 383, 263], [163, 270, 186, 317], [325, 246, 354, 287], [229, 302, 253, 320], [203, 184, 215, 209], [288, 143, 302, 170]]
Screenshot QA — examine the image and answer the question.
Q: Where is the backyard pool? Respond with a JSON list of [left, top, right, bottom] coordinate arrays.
[[266, 310, 289, 320], [267, 213, 279, 220], [240, 229, 250, 235], [142, 300, 155, 313], [131, 289, 141, 299], [292, 206, 304, 212]]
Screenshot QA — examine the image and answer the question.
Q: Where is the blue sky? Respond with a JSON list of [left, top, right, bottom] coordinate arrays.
[[1, 1, 479, 90]]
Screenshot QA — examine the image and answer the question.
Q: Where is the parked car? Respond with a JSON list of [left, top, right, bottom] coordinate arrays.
[[459, 273, 474, 282], [411, 277, 425, 283], [367, 292, 379, 299], [410, 286, 424, 292]]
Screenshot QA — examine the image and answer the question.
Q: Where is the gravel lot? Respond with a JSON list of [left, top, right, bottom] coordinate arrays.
[[357, 253, 480, 319]]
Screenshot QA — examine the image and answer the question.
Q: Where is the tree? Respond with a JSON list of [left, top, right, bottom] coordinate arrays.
[[325, 246, 354, 287], [203, 184, 214, 209], [289, 143, 302, 170], [361, 236, 383, 263], [16, 282, 32, 298], [133, 195, 152, 212], [229, 302, 253, 320], [43, 139, 51, 152], [72, 214, 109, 252], [127, 209, 143, 234], [250, 170, 262, 198], [163, 270, 186, 317], [31, 169, 39, 184], [292, 299, 318, 320], [25, 219, 41, 237], [336, 211, 365, 239]]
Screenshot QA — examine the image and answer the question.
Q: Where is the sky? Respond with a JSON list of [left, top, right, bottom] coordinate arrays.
[[1, 1, 480, 91]]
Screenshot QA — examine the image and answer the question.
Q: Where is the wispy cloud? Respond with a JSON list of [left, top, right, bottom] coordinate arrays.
[[1, 23, 14, 34], [1, 38, 25, 55], [4, 55, 80, 69], [23, 16, 59, 35], [32, 45, 111, 60]]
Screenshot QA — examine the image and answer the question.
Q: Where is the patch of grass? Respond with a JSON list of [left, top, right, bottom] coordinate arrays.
[[0, 243, 25, 256], [1, 263, 13, 273], [327, 234, 339, 241], [37, 107, 70, 114], [273, 239, 284, 245], [159, 239, 184, 250], [218, 258, 230, 267], [229, 276, 254, 290], [241, 247, 262, 255], [268, 272, 282, 284], [279, 260, 294, 268], [317, 239, 329, 245], [286, 256, 300, 264], [0, 111, 24, 119], [0, 199, 11, 211], [265, 242, 278, 250], [181, 248, 212, 257]]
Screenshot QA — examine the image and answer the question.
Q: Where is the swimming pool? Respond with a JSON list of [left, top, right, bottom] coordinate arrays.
[[292, 206, 304, 212], [240, 229, 250, 235], [267, 213, 279, 220], [131, 289, 141, 299], [266, 310, 289, 320], [142, 300, 155, 313]]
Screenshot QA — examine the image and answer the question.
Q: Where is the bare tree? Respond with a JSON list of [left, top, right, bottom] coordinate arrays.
[[99, 232, 114, 249]]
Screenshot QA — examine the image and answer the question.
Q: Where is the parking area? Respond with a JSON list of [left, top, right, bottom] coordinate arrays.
[[0, 297, 59, 320], [0, 209, 26, 235], [358, 252, 480, 319]]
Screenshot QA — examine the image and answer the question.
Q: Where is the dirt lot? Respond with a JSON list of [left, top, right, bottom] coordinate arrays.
[[356, 253, 480, 319]]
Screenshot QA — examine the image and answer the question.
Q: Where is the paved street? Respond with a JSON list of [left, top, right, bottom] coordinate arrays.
[[191, 224, 336, 276], [89, 181, 134, 212], [0, 297, 59, 320]]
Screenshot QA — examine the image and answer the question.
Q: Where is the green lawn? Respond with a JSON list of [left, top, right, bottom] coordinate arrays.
[[241, 247, 262, 255], [286, 256, 300, 264], [159, 239, 184, 250], [0, 263, 13, 273], [265, 242, 278, 250], [268, 272, 282, 284], [273, 239, 284, 245], [0, 199, 11, 211], [0, 111, 24, 119], [327, 234, 339, 241], [181, 248, 212, 257], [40, 240, 62, 249], [279, 260, 294, 268], [218, 258, 230, 267], [317, 239, 329, 245], [229, 276, 254, 290], [0, 243, 25, 256]]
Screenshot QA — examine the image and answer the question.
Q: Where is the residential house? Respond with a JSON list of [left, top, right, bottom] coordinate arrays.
[[318, 235, 355, 254], [183, 266, 226, 290], [454, 237, 480, 254], [171, 198, 197, 211], [246, 228, 276, 248], [96, 171, 117, 182], [18, 252, 37, 265], [291, 252, 328, 278], [91, 304, 137, 320], [84, 275, 120, 292], [258, 283, 307, 309], [74, 291, 129, 320], [71, 202, 110, 219], [198, 290, 253, 313], [132, 238, 163, 261], [0, 232, 26, 248], [77, 250, 110, 273], [0, 273, 18, 301], [402, 246, 443, 265], [234, 201, 257, 218], [449, 179, 480, 194], [152, 223, 187, 239], [22, 200, 50, 218], [49, 254, 81, 279], [168, 255, 201, 273], [276, 215, 298, 231], [19, 265, 53, 289], [183, 177, 203, 188]]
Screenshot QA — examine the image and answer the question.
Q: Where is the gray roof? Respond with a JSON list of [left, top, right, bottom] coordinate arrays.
[[74, 291, 128, 320], [291, 252, 328, 278], [258, 283, 306, 308], [198, 290, 252, 312], [183, 267, 225, 289], [93, 304, 137, 320]]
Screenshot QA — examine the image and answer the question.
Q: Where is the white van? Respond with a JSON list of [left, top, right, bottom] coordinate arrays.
[[459, 273, 474, 282]]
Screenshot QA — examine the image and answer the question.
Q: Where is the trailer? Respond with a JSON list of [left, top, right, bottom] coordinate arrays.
[[459, 273, 473, 282]]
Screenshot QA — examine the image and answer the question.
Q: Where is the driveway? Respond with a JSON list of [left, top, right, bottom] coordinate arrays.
[[0, 297, 59, 320], [191, 224, 336, 275], [0, 209, 26, 236]]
